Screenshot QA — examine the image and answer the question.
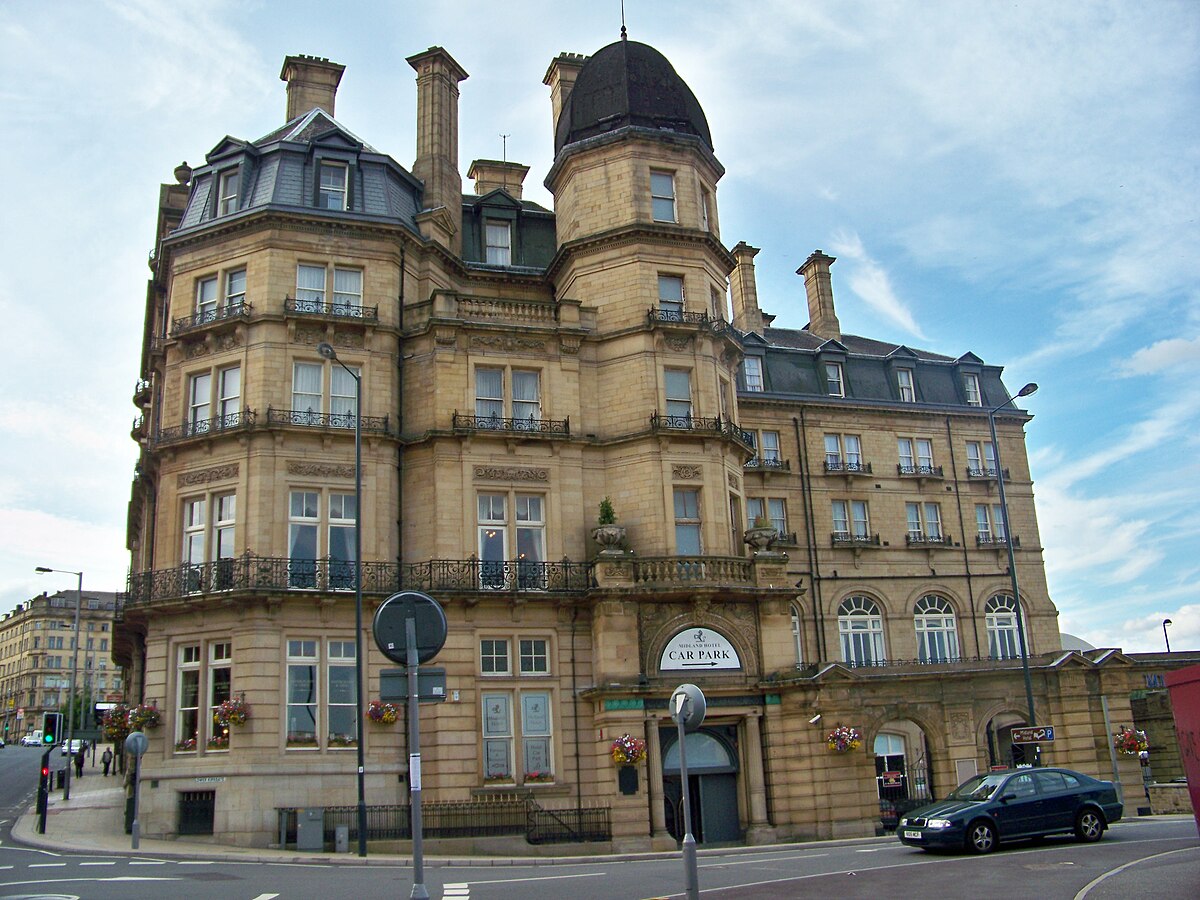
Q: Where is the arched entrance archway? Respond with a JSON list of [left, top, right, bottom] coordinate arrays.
[[986, 712, 1039, 768], [660, 725, 740, 844], [874, 719, 933, 830]]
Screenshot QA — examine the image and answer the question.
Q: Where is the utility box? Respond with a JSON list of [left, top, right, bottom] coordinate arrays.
[[296, 807, 324, 851], [335, 823, 349, 853]]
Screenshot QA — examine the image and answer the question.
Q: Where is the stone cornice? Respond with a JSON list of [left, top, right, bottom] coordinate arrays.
[[546, 223, 735, 282]]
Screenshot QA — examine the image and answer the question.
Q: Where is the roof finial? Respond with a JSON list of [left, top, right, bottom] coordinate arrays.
[[620, 0, 627, 40], [500, 133, 510, 164]]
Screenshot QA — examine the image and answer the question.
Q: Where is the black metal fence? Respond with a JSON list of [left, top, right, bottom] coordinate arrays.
[[277, 799, 611, 847]]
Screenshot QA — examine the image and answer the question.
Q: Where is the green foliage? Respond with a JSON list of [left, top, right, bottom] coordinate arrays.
[[598, 496, 617, 525]]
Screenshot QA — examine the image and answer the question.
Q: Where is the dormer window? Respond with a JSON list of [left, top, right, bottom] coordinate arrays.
[[963, 373, 982, 406], [897, 368, 915, 402], [318, 161, 348, 210], [218, 170, 238, 216], [743, 357, 764, 392], [485, 220, 511, 266], [825, 362, 845, 397], [651, 171, 676, 223]]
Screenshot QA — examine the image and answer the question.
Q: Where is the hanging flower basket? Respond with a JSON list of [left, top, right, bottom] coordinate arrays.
[[1113, 726, 1148, 756], [102, 703, 131, 743], [216, 696, 250, 727], [826, 724, 862, 753], [365, 700, 399, 725], [128, 703, 161, 730], [610, 733, 647, 766]]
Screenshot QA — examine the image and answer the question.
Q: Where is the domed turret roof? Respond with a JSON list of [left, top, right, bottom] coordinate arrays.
[[555, 38, 712, 155]]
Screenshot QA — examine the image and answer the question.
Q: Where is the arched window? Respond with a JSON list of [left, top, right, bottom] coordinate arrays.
[[914, 595, 959, 663], [790, 602, 804, 666], [838, 596, 885, 666], [986, 594, 1023, 660]]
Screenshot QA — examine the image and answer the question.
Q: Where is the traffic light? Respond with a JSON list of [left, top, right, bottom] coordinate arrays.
[[41, 712, 62, 745]]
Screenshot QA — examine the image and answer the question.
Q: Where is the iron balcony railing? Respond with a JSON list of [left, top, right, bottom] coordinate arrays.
[[824, 460, 873, 475], [831, 532, 881, 547], [266, 407, 391, 434], [133, 379, 151, 404], [905, 533, 954, 546], [976, 535, 1021, 549], [452, 412, 570, 436], [284, 296, 379, 323], [966, 466, 1010, 480], [744, 456, 791, 472], [650, 413, 755, 448], [646, 308, 732, 335], [155, 410, 256, 445], [897, 464, 943, 478], [126, 555, 594, 604], [171, 300, 253, 335]]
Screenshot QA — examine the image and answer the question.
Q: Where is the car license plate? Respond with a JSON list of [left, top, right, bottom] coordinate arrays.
[[903, 830, 922, 839]]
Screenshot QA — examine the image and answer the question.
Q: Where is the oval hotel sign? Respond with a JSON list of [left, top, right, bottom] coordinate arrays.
[[659, 627, 741, 671]]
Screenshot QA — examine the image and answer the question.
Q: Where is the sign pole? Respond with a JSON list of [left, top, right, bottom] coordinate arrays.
[[406, 615, 428, 900], [676, 708, 699, 900], [124, 731, 148, 850]]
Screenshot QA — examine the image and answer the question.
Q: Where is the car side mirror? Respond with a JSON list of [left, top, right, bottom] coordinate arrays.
[[999, 793, 1016, 803]]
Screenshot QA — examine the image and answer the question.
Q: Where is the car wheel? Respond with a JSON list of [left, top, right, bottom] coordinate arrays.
[[967, 819, 997, 854], [1075, 809, 1105, 842]]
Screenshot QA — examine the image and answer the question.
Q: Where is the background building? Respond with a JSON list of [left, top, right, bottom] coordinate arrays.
[[117, 38, 1187, 849], [0, 590, 122, 741]]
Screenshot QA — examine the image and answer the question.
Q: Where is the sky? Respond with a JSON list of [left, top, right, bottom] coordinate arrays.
[[1, 1, 1196, 653]]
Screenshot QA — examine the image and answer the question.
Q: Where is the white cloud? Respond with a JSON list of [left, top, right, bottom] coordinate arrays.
[[1122, 337, 1200, 376], [827, 230, 927, 340]]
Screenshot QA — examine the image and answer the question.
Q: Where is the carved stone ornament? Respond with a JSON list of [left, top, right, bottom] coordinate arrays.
[[950, 712, 972, 742], [473, 466, 549, 482], [177, 463, 239, 487], [287, 461, 355, 479], [293, 325, 324, 345], [665, 336, 692, 352], [214, 333, 242, 352], [434, 326, 458, 348], [559, 336, 581, 355], [185, 341, 210, 358], [672, 464, 702, 480], [727, 472, 740, 490], [332, 331, 364, 349], [469, 335, 546, 354]]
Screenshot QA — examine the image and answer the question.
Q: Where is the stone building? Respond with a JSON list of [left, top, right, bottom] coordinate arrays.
[[118, 38, 1166, 849], [1, 591, 123, 741]]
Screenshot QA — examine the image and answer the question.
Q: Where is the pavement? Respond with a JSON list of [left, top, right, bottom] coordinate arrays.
[[10, 751, 1200, 894]]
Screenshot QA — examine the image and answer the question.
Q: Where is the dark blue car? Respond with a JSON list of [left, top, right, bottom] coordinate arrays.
[[897, 767, 1123, 853]]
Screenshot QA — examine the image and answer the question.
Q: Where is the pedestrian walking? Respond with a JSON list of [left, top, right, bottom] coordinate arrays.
[[102, 746, 113, 776], [74, 746, 85, 777]]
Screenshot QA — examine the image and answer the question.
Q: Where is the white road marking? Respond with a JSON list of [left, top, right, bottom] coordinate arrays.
[[79, 861, 117, 866], [702, 852, 829, 868], [128, 860, 167, 865], [28, 862, 67, 867], [0, 876, 181, 886], [250, 894, 280, 900], [1074, 846, 1200, 900], [465, 872, 605, 886], [176, 860, 215, 865]]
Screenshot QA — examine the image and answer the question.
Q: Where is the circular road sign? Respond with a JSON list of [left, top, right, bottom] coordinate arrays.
[[373, 591, 448, 665], [125, 731, 149, 758]]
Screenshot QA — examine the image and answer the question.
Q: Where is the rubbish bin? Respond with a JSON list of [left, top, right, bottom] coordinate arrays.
[[296, 807, 324, 851], [55, 769, 65, 790], [335, 824, 349, 853]]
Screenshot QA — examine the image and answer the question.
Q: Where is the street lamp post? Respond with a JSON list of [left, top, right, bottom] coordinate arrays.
[[318, 341, 367, 857], [987, 382, 1039, 735], [35, 566, 82, 799], [1163, 619, 1173, 653]]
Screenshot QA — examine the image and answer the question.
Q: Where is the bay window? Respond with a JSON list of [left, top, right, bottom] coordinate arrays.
[[674, 488, 702, 554], [650, 170, 676, 222]]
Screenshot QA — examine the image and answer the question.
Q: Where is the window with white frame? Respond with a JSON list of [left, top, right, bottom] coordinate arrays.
[[701, 187, 713, 231], [674, 488, 702, 554], [318, 161, 348, 210], [182, 498, 206, 592], [327, 640, 358, 748], [658, 274, 684, 320], [287, 490, 356, 589], [297, 265, 326, 307], [743, 357, 764, 392], [718, 378, 732, 421], [896, 368, 916, 402], [475, 367, 541, 428], [176, 644, 201, 752], [196, 277, 218, 322], [790, 602, 804, 665], [208, 642, 231, 750], [975, 504, 1007, 543], [292, 360, 359, 426], [905, 501, 943, 543], [831, 499, 870, 541], [481, 638, 510, 675], [747, 497, 787, 537], [664, 369, 692, 421], [825, 362, 845, 397], [838, 596, 885, 666], [296, 264, 364, 316], [914, 595, 958, 663], [824, 433, 863, 471], [966, 441, 997, 477], [519, 638, 549, 675], [481, 690, 554, 783], [218, 170, 238, 216], [186, 366, 240, 435], [188, 372, 211, 433], [225, 269, 246, 309], [332, 268, 363, 315], [750, 429, 782, 468], [477, 492, 546, 589], [217, 366, 240, 426], [650, 170, 676, 223], [963, 373, 982, 406], [897, 437, 935, 475], [286, 639, 319, 747], [986, 594, 1022, 659], [485, 220, 512, 266]]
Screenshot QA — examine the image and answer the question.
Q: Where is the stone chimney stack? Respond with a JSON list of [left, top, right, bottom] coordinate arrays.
[[730, 242, 765, 335], [280, 55, 345, 121], [543, 53, 587, 136], [467, 160, 530, 200], [407, 47, 469, 253], [798, 250, 840, 341]]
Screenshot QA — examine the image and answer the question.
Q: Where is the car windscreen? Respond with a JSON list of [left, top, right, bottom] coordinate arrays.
[[947, 774, 1008, 801]]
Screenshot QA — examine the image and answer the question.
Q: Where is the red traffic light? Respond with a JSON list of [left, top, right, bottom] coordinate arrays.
[[41, 766, 49, 778]]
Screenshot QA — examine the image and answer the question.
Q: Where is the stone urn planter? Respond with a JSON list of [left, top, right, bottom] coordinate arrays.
[[592, 524, 627, 554], [743, 525, 777, 552]]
